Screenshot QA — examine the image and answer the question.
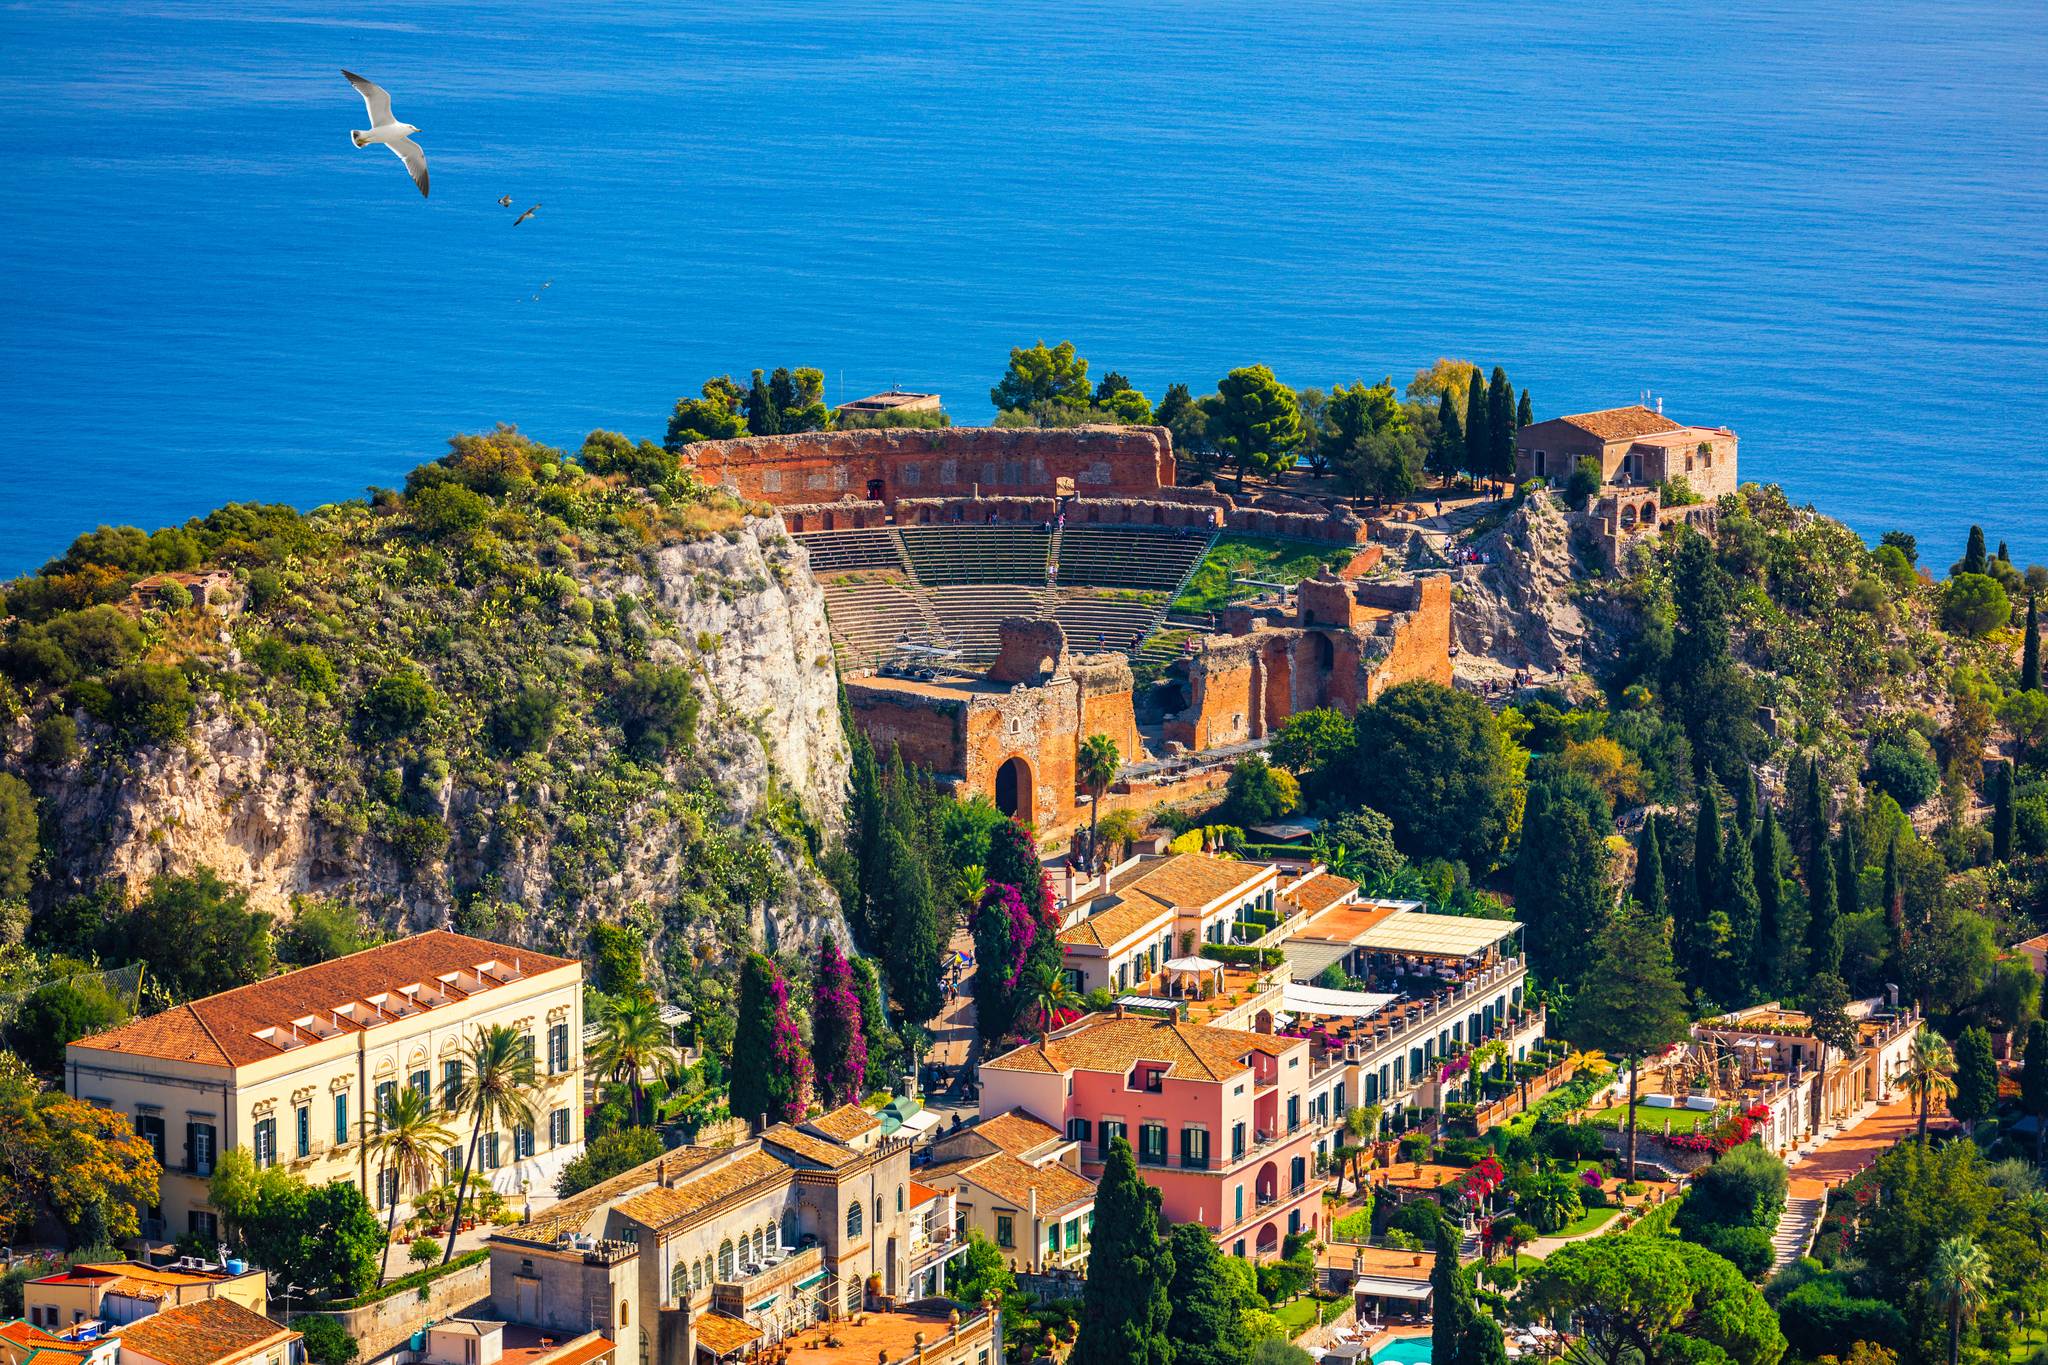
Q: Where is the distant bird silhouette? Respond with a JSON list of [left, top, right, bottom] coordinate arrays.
[[513, 203, 540, 226], [342, 70, 428, 197], [497, 194, 512, 207]]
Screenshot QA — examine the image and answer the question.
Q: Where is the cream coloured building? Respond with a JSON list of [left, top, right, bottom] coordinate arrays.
[[65, 930, 586, 1241]]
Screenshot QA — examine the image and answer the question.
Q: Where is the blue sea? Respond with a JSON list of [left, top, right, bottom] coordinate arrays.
[[3, 0, 2045, 577]]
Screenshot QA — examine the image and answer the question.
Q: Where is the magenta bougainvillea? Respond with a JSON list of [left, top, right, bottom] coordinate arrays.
[[972, 872, 1064, 1045], [1664, 1102, 1774, 1154], [811, 937, 868, 1110], [764, 967, 813, 1125]]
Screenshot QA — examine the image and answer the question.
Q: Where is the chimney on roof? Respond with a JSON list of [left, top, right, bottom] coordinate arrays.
[[1656, 396, 1663, 415]]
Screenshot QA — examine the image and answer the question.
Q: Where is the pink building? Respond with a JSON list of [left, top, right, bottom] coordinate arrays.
[[978, 1011, 1325, 1260]]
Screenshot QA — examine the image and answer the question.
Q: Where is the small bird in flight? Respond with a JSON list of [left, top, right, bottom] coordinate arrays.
[[497, 194, 512, 207], [342, 70, 428, 197], [513, 203, 540, 227]]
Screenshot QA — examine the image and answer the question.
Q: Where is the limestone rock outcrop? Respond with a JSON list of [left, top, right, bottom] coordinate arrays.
[[1450, 491, 1599, 683]]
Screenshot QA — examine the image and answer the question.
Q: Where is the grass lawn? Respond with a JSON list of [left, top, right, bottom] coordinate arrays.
[[1553, 1206, 1621, 1239], [1584, 1102, 1719, 1135], [1172, 535, 1359, 615], [1272, 1295, 1348, 1339]]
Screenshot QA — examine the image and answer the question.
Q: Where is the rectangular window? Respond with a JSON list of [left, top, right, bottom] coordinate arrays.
[[1286, 1097, 1300, 1132], [1235, 1185, 1245, 1222], [1098, 1120, 1125, 1160], [548, 1023, 570, 1075], [1047, 1224, 1059, 1258], [515, 1124, 535, 1159], [334, 1093, 350, 1148], [378, 1167, 399, 1209], [1066, 1117, 1091, 1144], [550, 1108, 571, 1148], [1066, 1217, 1081, 1249], [375, 1080, 395, 1131], [186, 1121, 216, 1177], [443, 1060, 463, 1111], [1138, 1122, 1168, 1166], [135, 1114, 166, 1166], [1231, 1123, 1246, 1161], [409, 1068, 431, 1101], [295, 1105, 311, 1159], [481, 1132, 500, 1170], [521, 1034, 536, 1069], [253, 1117, 277, 1169], [1181, 1126, 1210, 1171], [995, 1213, 1014, 1248], [189, 1210, 218, 1242]]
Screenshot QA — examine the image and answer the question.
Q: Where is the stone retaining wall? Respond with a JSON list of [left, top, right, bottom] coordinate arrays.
[[309, 1256, 493, 1361]]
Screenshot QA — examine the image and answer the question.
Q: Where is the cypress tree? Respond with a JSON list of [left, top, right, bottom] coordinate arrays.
[[1487, 367, 1515, 478], [843, 720, 885, 949], [1803, 759, 1829, 862], [1881, 832, 1905, 950], [1432, 1227, 1472, 1365], [1165, 1222, 1250, 1365], [744, 368, 780, 436], [1073, 1139, 1174, 1365], [1754, 805, 1787, 992], [882, 824, 946, 1027], [1733, 765, 1756, 838], [1992, 760, 2015, 862], [1517, 387, 1534, 432], [730, 953, 810, 1127], [1633, 816, 1667, 919], [2023, 594, 2041, 693], [1464, 369, 1491, 485], [1718, 811, 1762, 1005], [1433, 388, 1466, 480], [1951, 1026, 1998, 1129], [2025, 1020, 2048, 1161], [1514, 780, 1614, 989], [1806, 833, 1839, 978], [1999, 540, 2012, 564], [1693, 788, 1722, 919], [1835, 824, 1860, 931], [1963, 525, 1988, 575]]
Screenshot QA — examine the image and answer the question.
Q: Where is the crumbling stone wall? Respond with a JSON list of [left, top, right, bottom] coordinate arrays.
[[687, 425, 1175, 506], [779, 499, 888, 531]]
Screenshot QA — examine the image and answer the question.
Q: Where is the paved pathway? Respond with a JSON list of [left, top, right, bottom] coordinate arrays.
[[1764, 1096, 1950, 1273]]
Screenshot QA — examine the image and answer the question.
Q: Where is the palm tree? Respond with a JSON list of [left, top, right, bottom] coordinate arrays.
[[1076, 734, 1121, 871], [591, 993, 681, 1128], [362, 1085, 455, 1282], [441, 1023, 539, 1265], [1027, 963, 1077, 1043], [1905, 1025, 1958, 1142], [1928, 1235, 1991, 1365]]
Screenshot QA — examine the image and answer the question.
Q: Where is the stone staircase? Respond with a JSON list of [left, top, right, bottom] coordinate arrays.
[[1770, 1193, 1824, 1273]]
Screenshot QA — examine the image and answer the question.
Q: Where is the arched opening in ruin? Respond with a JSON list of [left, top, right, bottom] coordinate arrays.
[[866, 479, 886, 501], [1619, 503, 1638, 529], [995, 756, 1035, 820], [1312, 632, 1335, 672]]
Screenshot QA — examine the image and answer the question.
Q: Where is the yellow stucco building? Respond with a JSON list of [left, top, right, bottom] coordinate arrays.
[[65, 930, 586, 1241]]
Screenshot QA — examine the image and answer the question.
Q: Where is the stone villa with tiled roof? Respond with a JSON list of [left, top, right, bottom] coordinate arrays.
[[65, 930, 586, 1243], [488, 1107, 974, 1364], [1515, 403, 1737, 499], [1056, 852, 1282, 995], [923, 1111, 1097, 1274], [978, 1010, 1326, 1260]]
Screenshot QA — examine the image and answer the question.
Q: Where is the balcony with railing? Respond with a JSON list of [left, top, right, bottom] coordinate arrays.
[[708, 1244, 825, 1319]]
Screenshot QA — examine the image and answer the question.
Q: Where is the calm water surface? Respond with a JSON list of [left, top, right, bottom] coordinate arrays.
[[2, 0, 2045, 575]]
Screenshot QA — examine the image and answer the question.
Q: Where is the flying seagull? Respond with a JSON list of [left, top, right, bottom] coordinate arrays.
[[497, 194, 512, 207], [342, 69, 428, 198], [513, 203, 540, 226]]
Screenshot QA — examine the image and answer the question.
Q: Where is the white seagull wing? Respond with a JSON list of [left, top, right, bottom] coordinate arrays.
[[342, 69, 394, 126], [387, 135, 429, 197]]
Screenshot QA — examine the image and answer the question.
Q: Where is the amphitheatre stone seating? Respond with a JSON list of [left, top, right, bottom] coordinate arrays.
[[925, 584, 1049, 664], [793, 528, 907, 574], [897, 525, 1051, 585], [815, 575, 941, 666], [1055, 527, 1214, 591], [1050, 590, 1170, 656]]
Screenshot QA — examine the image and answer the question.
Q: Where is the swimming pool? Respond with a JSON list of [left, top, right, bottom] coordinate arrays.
[[1373, 1339, 1434, 1365]]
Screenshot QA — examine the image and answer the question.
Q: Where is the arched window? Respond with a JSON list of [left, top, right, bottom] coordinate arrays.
[[847, 1201, 864, 1239], [692, 1260, 704, 1291], [897, 1185, 905, 1214], [670, 1264, 688, 1302], [781, 1211, 799, 1248], [718, 1239, 735, 1280]]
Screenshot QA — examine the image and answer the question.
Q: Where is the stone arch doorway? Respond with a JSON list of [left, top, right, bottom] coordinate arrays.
[[995, 756, 1035, 820], [1255, 1222, 1280, 1257]]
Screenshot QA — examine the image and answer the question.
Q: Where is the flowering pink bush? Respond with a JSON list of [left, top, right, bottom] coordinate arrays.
[[764, 968, 812, 1124], [1438, 1053, 1471, 1083], [811, 937, 868, 1109], [1579, 1166, 1604, 1190]]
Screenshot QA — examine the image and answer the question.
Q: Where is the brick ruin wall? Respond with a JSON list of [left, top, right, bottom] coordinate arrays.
[[685, 425, 1175, 507]]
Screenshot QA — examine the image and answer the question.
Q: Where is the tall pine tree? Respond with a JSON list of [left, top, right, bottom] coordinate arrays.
[[1633, 817, 1667, 918], [1165, 1222, 1250, 1365], [1733, 765, 1756, 838], [1951, 1026, 1998, 1131], [1835, 824, 1860, 933], [1754, 805, 1787, 992], [1718, 810, 1763, 1005], [1567, 901, 1692, 1177], [882, 826, 946, 1027], [1073, 1139, 1174, 1365], [2023, 594, 2042, 692], [1464, 369, 1491, 486], [1962, 525, 1988, 575], [1514, 779, 1614, 989], [811, 936, 867, 1110], [1806, 820, 1839, 978], [1881, 832, 1906, 960], [1693, 789, 1723, 934], [1486, 367, 1516, 478], [1992, 760, 2015, 863], [1431, 388, 1466, 482], [1517, 387, 1534, 433]]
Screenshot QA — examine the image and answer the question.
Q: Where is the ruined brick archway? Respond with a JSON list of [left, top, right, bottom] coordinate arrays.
[[994, 755, 1035, 820]]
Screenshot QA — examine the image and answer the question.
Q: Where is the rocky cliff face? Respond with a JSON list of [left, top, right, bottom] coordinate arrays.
[[9, 516, 851, 959], [1450, 491, 1602, 686]]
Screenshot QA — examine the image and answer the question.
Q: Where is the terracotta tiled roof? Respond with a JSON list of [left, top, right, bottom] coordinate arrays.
[[1285, 872, 1358, 917], [524, 1145, 724, 1241], [1057, 895, 1175, 950], [0, 1319, 103, 1365], [1554, 406, 1683, 443], [760, 1123, 863, 1170], [982, 1013, 1278, 1082], [908, 1180, 944, 1208], [946, 1151, 1095, 1213], [614, 1150, 792, 1229], [117, 1298, 293, 1365], [1117, 853, 1270, 912], [1294, 899, 1404, 946], [806, 1104, 881, 1142], [71, 930, 577, 1069], [694, 1312, 763, 1356], [971, 1109, 1062, 1156]]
